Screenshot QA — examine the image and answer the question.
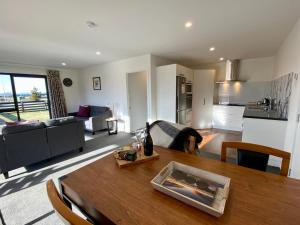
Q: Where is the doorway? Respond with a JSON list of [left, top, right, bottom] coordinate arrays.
[[127, 71, 147, 132]]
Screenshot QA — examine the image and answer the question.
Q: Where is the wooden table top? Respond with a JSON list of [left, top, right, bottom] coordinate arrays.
[[60, 146, 300, 225]]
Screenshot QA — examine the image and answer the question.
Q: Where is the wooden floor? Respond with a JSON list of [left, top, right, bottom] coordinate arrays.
[[197, 128, 242, 159]]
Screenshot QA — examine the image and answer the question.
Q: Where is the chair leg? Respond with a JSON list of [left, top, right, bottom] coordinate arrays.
[[3, 172, 9, 179]]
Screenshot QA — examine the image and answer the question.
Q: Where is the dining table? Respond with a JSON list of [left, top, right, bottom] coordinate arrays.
[[59, 146, 300, 225]]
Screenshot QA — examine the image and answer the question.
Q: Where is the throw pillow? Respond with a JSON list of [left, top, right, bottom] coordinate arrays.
[[77, 105, 90, 117]]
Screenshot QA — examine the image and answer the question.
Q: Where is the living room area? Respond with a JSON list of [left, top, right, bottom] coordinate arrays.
[[2, 1, 300, 225]]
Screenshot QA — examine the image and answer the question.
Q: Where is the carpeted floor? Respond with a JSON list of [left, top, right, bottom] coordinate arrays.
[[0, 131, 134, 225]]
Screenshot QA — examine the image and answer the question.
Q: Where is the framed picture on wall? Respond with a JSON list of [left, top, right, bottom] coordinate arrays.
[[93, 77, 101, 90]]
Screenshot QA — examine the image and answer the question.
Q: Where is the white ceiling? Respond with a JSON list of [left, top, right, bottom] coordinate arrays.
[[0, 0, 300, 69]]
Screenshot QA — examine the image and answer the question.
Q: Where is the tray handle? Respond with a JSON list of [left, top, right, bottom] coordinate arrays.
[[159, 167, 169, 178]]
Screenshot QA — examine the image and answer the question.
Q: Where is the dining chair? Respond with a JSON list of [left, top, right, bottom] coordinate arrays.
[[221, 141, 291, 176], [46, 180, 92, 225]]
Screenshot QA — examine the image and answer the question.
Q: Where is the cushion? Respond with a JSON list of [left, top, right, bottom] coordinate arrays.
[[90, 106, 110, 117], [5, 120, 39, 126], [45, 116, 77, 127], [2, 122, 46, 135], [77, 105, 91, 117], [76, 117, 89, 122]]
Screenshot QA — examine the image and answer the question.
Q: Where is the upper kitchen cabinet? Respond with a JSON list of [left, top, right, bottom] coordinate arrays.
[[177, 64, 193, 82], [156, 64, 193, 125]]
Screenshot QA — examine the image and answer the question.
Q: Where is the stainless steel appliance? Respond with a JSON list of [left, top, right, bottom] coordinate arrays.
[[176, 76, 192, 125], [216, 59, 245, 83], [185, 81, 192, 94]]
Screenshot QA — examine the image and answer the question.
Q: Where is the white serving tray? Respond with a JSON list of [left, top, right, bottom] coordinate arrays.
[[151, 161, 230, 217]]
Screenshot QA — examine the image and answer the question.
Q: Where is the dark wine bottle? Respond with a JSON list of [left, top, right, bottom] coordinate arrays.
[[143, 122, 153, 156]]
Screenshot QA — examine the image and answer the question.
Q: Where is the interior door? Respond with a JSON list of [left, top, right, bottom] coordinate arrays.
[[127, 71, 147, 132]]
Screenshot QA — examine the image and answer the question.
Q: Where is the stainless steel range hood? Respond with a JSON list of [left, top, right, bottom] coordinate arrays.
[[216, 59, 245, 83]]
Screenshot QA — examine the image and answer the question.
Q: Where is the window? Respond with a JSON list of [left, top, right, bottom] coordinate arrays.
[[0, 73, 51, 125]]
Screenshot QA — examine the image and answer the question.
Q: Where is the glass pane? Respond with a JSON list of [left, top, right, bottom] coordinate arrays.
[[0, 74, 17, 125], [0, 75, 15, 111], [13, 76, 50, 122]]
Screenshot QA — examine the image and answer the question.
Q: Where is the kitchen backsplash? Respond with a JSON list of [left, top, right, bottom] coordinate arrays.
[[215, 73, 295, 118], [270, 73, 294, 119], [216, 81, 271, 105]]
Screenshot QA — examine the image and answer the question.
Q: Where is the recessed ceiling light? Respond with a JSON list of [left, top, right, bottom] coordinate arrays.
[[86, 21, 98, 28], [61, 62, 67, 66], [185, 21, 193, 28], [220, 57, 224, 61], [96, 51, 101, 55], [209, 47, 215, 51]]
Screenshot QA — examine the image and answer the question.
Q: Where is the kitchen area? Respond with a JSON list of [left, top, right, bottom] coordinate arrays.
[[156, 56, 297, 168], [211, 58, 295, 167]]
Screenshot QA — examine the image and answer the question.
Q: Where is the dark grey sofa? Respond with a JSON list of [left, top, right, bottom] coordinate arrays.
[[0, 117, 85, 179], [70, 106, 112, 134]]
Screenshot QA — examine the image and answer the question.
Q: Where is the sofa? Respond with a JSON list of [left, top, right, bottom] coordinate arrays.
[[69, 105, 112, 135], [0, 117, 85, 179]]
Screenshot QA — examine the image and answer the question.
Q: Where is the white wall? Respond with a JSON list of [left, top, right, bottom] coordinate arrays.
[[193, 56, 274, 82], [78, 54, 152, 132], [193, 57, 275, 103], [0, 63, 81, 113], [273, 18, 300, 178], [78, 54, 173, 132], [238, 57, 274, 81]]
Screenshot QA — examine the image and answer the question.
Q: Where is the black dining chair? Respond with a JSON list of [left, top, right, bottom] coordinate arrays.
[[221, 141, 290, 176]]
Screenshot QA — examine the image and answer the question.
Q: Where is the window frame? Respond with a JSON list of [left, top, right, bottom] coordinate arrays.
[[0, 73, 52, 121]]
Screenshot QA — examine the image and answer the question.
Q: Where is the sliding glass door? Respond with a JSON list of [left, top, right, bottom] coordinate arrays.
[[0, 74, 51, 125], [0, 75, 18, 124]]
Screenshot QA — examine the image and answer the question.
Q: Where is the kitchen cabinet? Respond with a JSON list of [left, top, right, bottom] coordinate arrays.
[[177, 64, 193, 82], [242, 118, 288, 167], [192, 70, 215, 129], [212, 105, 245, 131], [156, 64, 193, 125]]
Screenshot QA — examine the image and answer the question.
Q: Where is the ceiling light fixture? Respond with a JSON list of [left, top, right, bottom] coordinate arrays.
[[185, 21, 193, 29], [209, 47, 215, 52], [61, 62, 67, 66], [96, 51, 101, 55], [220, 57, 224, 61], [86, 21, 98, 28]]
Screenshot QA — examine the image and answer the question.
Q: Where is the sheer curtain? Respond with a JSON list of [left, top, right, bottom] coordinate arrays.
[[47, 70, 67, 118]]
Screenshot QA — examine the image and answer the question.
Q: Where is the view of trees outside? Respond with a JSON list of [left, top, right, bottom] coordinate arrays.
[[0, 75, 50, 124]]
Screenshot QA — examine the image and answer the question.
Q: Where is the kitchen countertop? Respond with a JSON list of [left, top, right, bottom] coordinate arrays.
[[243, 107, 288, 121]]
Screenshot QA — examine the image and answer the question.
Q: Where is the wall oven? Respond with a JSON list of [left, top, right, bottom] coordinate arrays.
[[185, 82, 192, 94], [186, 93, 192, 109]]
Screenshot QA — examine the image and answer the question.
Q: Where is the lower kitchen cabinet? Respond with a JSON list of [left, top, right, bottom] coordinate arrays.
[[242, 118, 288, 167], [212, 105, 245, 131]]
